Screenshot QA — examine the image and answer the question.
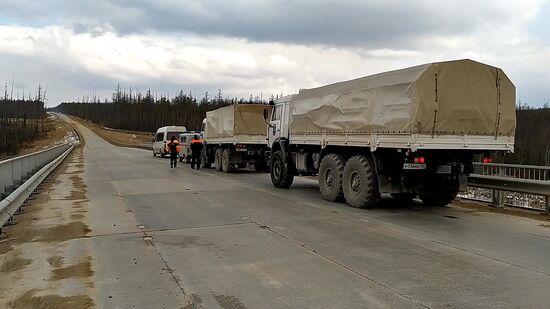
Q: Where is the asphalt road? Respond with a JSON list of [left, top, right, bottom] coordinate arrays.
[[3, 115, 550, 309]]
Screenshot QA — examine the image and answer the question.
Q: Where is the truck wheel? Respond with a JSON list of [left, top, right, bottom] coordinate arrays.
[[254, 160, 266, 172], [270, 150, 294, 188], [318, 153, 345, 202], [391, 193, 416, 204], [419, 178, 459, 206], [215, 148, 222, 171], [342, 155, 380, 208], [201, 152, 211, 169], [222, 148, 232, 173], [153, 151, 156, 157], [419, 192, 456, 206]]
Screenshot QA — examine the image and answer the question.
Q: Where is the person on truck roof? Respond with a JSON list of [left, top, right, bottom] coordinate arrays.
[[166, 136, 180, 168], [190, 135, 204, 170]]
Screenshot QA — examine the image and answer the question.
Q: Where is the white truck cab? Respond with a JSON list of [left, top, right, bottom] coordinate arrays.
[[267, 96, 293, 148]]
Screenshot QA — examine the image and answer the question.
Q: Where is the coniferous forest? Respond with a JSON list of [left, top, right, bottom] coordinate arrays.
[[56, 87, 274, 132], [0, 85, 47, 154]]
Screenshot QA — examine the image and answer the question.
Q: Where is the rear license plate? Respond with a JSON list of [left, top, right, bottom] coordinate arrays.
[[248, 150, 255, 155], [236, 148, 247, 152], [403, 163, 426, 170]]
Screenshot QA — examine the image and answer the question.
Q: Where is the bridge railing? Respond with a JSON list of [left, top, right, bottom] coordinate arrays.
[[0, 143, 76, 233], [463, 163, 550, 213]]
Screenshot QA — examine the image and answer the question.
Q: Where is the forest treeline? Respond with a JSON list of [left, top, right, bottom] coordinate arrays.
[[56, 87, 549, 165], [503, 108, 550, 165], [0, 85, 47, 155], [57, 88, 272, 132]]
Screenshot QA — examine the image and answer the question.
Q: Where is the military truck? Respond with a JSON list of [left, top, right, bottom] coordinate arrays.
[[202, 104, 271, 172], [263, 59, 516, 208]]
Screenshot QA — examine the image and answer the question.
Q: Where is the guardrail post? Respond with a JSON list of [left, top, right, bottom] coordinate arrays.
[[546, 196, 549, 214], [492, 189, 502, 207]]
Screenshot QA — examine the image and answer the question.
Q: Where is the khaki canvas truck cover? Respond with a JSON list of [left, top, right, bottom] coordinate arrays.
[[289, 59, 516, 137], [206, 104, 271, 142]]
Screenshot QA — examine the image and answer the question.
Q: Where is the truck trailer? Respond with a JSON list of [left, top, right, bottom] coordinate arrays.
[[202, 104, 271, 172], [263, 59, 516, 208]]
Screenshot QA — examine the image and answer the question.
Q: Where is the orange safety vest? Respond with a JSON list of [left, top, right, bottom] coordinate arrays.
[[191, 139, 203, 144], [166, 140, 181, 153]]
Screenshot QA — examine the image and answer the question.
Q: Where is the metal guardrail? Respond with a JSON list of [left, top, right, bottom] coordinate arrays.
[[0, 143, 75, 233], [465, 162, 550, 213]]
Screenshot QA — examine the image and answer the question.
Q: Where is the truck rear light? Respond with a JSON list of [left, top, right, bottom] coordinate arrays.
[[414, 157, 425, 164], [482, 157, 493, 164]]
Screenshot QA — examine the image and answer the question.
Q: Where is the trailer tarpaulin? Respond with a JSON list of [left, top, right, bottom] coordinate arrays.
[[289, 59, 516, 137], [206, 104, 270, 139]]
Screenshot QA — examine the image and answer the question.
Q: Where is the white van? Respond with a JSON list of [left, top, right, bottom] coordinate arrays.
[[178, 132, 201, 162], [152, 126, 187, 157]]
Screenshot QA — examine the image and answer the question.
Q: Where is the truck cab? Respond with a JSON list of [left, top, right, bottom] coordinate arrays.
[[267, 96, 293, 148]]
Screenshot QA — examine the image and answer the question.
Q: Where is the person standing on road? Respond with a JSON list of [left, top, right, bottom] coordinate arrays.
[[190, 134, 204, 170], [166, 136, 180, 168]]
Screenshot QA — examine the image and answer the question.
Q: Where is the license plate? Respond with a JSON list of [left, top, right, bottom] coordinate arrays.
[[247, 150, 255, 155], [236, 148, 247, 152], [403, 163, 426, 170]]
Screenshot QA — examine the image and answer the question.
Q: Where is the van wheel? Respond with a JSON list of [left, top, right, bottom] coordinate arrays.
[[215, 148, 222, 171], [342, 155, 380, 208], [270, 150, 294, 188], [222, 148, 231, 173], [318, 153, 346, 202]]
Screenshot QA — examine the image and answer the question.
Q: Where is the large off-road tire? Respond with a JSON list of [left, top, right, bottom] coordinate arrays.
[[318, 153, 346, 202], [222, 148, 231, 173], [201, 151, 211, 169], [270, 150, 294, 188], [214, 148, 223, 171], [419, 192, 457, 206], [391, 193, 416, 204], [342, 155, 380, 208], [254, 160, 266, 172], [419, 178, 459, 206]]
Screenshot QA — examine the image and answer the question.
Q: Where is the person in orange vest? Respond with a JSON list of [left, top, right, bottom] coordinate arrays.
[[166, 136, 180, 168], [190, 134, 204, 170]]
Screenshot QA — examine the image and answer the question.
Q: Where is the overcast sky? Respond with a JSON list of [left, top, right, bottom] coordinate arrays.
[[0, 0, 549, 107]]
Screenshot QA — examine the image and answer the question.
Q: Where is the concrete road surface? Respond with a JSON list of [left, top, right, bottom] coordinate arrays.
[[2, 115, 550, 308]]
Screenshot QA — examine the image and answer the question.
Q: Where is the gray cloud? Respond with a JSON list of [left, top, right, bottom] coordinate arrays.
[[0, 0, 518, 48], [0, 0, 548, 107]]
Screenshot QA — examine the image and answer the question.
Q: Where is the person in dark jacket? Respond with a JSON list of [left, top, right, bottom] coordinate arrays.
[[166, 136, 180, 168], [190, 135, 204, 169]]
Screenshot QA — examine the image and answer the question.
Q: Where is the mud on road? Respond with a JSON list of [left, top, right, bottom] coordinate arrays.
[[0, 144, 95, 309]]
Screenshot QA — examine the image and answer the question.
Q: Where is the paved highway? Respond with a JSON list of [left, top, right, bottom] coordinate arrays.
[[2, 116, 550, 308]]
